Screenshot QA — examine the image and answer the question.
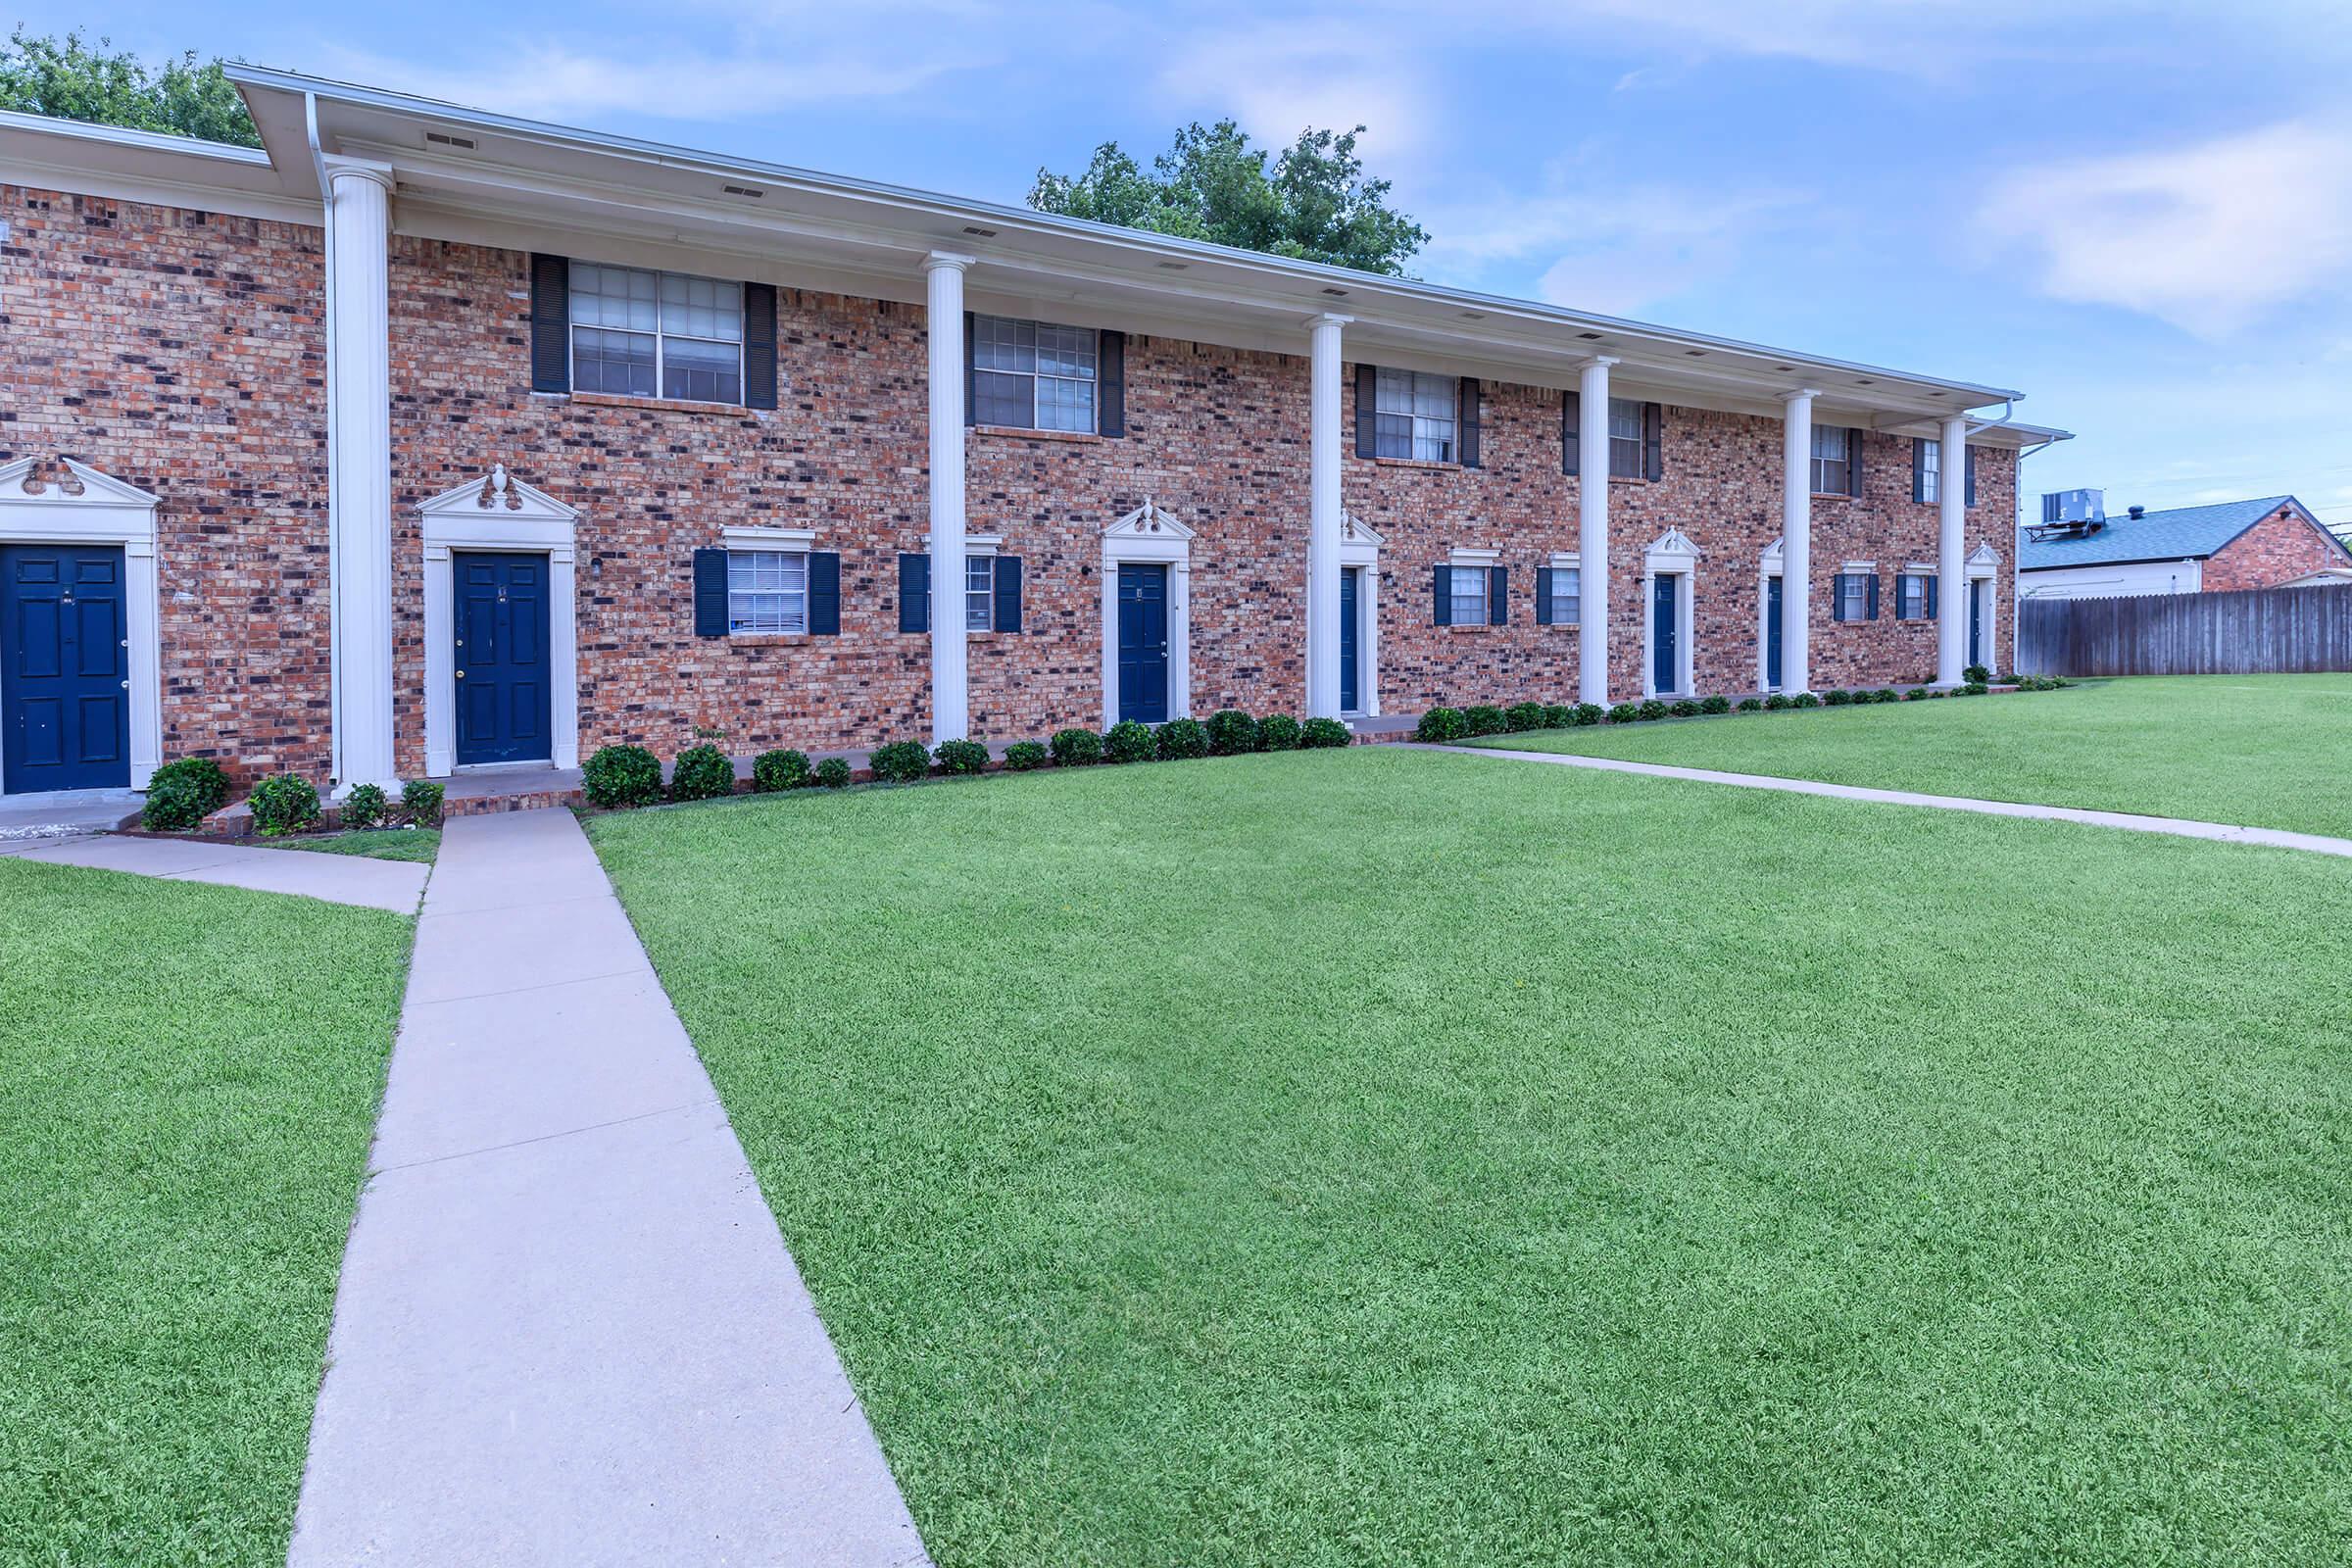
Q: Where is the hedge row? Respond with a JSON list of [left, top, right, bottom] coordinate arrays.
[[1415, 673, 2056, 741], [138, 757, 444, 836]]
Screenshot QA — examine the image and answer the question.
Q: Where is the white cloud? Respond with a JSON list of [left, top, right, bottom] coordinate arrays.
[[1979, 122, 2352, 337], [1150, 22, 1431, 157]]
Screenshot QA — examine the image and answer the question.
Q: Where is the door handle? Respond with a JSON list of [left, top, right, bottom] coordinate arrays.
[[455, 669, 466, 679]]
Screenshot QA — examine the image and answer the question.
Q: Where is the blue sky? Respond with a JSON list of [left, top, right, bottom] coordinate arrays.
[[26, 1, 2352, 534]]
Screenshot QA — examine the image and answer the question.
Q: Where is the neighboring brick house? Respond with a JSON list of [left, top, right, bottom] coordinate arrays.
[[0, 71, 2067, 801], [2018, 493, 2352, 603]]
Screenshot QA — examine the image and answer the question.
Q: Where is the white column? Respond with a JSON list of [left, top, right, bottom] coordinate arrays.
[[1936, 415, 1969, 686], [925, 253, 972, 745], [1306, 313, 1349, 719], [1577, 357, 1617, 706], [324, 159, 398, 792], [1781, 389, 1819, 696]]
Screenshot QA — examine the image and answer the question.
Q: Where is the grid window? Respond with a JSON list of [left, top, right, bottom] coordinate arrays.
[[1448, 564, 1489, 624], [571, 263, 743, 405], [1375, 368, 1456, 463], [1838, 572, 1869, 622], [973, 316, 1098, 432], [1899, 574, 1930, 619], [1811, 425, 1851, 495], [1607, 398, 1645, 478], [1548, 566, 1581, 627], [966, 557, 995, 631], [726, 549, 808, 634], [1919, 438, 1941, 504]]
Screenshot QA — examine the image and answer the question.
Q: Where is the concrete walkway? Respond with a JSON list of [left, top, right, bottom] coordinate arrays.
[[290, 808, 927, 1568], [0, 832, 430, 911], [1424, 743, 2352, 858]]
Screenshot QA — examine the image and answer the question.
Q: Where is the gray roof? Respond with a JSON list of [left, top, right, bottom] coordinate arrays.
[[2017, 495, 2345, 569]]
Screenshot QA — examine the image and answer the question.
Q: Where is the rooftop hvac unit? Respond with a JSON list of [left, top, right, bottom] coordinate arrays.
[[2040, 488, 2105, 523]]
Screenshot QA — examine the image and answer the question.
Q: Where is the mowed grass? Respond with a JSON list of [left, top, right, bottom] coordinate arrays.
[[592, 750, 2352, 1568], [1465, 673, 2352, 839], [264, 827, 441, 863], [0, 859, 413, 1568]]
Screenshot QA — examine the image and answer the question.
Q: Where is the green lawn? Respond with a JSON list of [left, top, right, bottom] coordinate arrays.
[[1464, 673, 2352, 839], [0, 859, 413, 1568], [265, 826, 441, 863], [592, 750, 2352, 1568]]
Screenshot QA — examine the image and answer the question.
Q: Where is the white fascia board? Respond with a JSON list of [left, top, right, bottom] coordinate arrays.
[[0, 109, 318, 224]]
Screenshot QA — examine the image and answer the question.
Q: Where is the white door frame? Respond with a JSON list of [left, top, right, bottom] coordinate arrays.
[[1642, 526, 1701, 700], [418, 466, 580, 777], [0, 458, 163, 792], [1966, 544, 2000, 673], [1333, 514, 1383, 717], [1757, 537, 1783, 693], [1102, 501, 1194, 727]]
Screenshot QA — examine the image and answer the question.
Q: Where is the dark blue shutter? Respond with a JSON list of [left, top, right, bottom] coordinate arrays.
[[1535, 566, 1554, 625], [1926, 575, 1939, 619], [744, 283, 778, 409], [693, 548, 728, 637], [898, 552, 930, 633], [994, 555, 1023, 632], [1642, 402, 1663, 481], [1489, 565, 1507, 625], [1912, 439, 1927, 504], [1098, 331, 1126, 438], [1965, 446, 1978, 506], [529, 254, 569, 393], [1356, 365, 1377, 459], [962, 313, 976, 427], [1432, 563, 1451, 626], [1831, 573, 1848, 622], [1866, 572, 1880, 620], [1847, 428, 1865, 498], [1561, 390, 1580, 475], [808, 551, 840, 635], [1458, 377, 1480, 467]]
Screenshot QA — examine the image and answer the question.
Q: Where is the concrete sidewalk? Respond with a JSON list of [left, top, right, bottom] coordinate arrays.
[[1426, 743, 2352, 858], [289, 808, 927, 1567], [0, 832, 430, 911]]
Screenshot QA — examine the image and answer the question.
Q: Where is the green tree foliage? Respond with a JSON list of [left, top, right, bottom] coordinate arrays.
[[1030, 120, 1427, 276], [0, 28, 259, 147]]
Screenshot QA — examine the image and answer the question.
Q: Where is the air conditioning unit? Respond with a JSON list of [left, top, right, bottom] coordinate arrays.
[[2040, 488, 2105, 524]]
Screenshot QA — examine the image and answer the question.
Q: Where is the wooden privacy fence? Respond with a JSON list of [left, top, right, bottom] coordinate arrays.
[[2016, 584, 2352, 676]]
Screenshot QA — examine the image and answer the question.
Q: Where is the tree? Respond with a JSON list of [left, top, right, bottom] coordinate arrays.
[[0, 28, 258, 148], [1030, 120, 1427, 277]]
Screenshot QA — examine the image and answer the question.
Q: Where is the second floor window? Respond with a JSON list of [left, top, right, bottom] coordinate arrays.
[[1375, 369, 1456, 463], [1811, 425, 1852, 495], [572, 264, 744, 404], [1917, 438, 1941, 504], [974, 316, 1098, 432], [1607, 399, 1646, 478]]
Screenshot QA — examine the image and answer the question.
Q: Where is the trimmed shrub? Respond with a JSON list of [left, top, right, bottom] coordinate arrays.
[[248, 772, 321, 837], [143, 757, 229, 830], [1463, 705, 1507, 736], [1205, 710, 1259, 756], [1102, 720, 1156, 764], [1737, 697, 1764, 712], [1764, 694, 1791, 710], [813, 758, 853, 789], [1700, 694, 1732, 714], [402, 778, 446, 827], [342, 782, 388, 829], [1571, 703, 1603, 727], [1669, 699, 1700, 719], [670, 744, 736, 802], [1155, 716, 1210, 760], [1542, 704, 1574, 728], [1415, 707, 1467, 743], [1300, 716, 1351, 749], [1257, 713, 1303, 751], [1965, 664, 1990, 685], [935, 738, 991, 776], [1823, 688, 1853, 706], [1960, 681, 1989, 697], [753, 748, 811, 792], [583, 744, 663, 808], [1928, 688, 1950, 699], [1607, 702, 1642, 723], [1874, 688, 1900, 704], [1903, 686, 1929, 701], [869, 739, 932, 783], [1050, 727, 1102, 767], [1639, 699, 1669, 721], [1791, 692, 1822, 710], [1505, 701, 1547, 732], [1004, 740, 1050, 771]]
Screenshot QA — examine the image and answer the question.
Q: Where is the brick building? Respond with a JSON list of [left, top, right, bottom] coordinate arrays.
[[2019, 491, 2352, 602], [0, 70, 2068, 801]]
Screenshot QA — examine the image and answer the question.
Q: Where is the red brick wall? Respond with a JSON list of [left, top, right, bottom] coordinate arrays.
[[2, 185, 330, 779], [2200, 505, 2349, 592]]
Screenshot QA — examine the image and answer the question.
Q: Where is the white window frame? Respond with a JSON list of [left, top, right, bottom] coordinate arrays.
[[1374, 368, 1457, 463], [1447, 564, 1490, 624], [568, 263, 746, 407], [1546, 551, 1583, 628], [1606, 398, 1645, 479], [1898, 564, 1935, 621], [972, 315, 1099, 433], [1836, 562, 1875, 623], [1811, 425, 1851, 495], [1918, 438, 1941, 505], [725, 547, 810, 636], [922, 533, 1004, 634]]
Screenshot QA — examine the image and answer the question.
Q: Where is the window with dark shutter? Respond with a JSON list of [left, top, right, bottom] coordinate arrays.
[[1865, 571, 1880, 619], [1488, 565, 1507, 625], [1356, 365, 1378, 459], [807, 551, 840, 635], [1458, 377, 1481, 468], [743, 283, 778, 411], [1847, 428, 1865, 498], [530, 254, 570, 393], [1432, 562, 1452, 625], [1642, 401, 1664, 481], [1097, 332, 1126, 438], [994, 555, 1024, 632], [1562, 390, 1580, 476], [1965, 446, 1978, 506], [898, 552, 930, 634], [692, 548, 728, 637], [1535, 566, 1554, 625]]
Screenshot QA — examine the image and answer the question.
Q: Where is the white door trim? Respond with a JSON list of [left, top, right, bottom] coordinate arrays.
[[1758, 536, 1783, 693], [1642, 526, 1701, 700], [1336, 514, 1382, 717], [418, 466, 580, 778], [0, 458, 163, 792], [1966, 543, 2000, 673], [1102, 501, 1194, 727]]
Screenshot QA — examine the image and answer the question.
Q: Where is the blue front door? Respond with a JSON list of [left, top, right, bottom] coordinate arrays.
[[1766, 575, 1784, 690], [2, 544, 129, 794], [1652, 573, 1679, 695], [1116, 563, 1169, 724], [1339, 566, 1361, 714], [454, 552, 553, 765], [1969, 580, 1984, 667]]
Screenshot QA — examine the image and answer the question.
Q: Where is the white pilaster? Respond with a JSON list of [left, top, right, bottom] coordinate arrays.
[[1781, 389, 1819, 696], [1936, 415, 1969, 686], [324, 159, 398, 792], [924, 253, 973, 744], [1306, 313, 1349, 719], [1578, 357, 1617, 706]]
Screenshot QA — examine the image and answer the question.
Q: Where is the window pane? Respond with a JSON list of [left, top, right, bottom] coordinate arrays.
[[1449, 565, 1487, 623], [974, 315, 1036, 374], [965, 557, 993, 631], [726, 550, 808, 633], [1374, 368, 1416, 416], [974, 368, 1033, 428], [662, 336, 743, 404], [1607, 398, 1642, 442], [1037, 374, 1096, 433], [1374, 412, 1415, 461], [1034, 321, 1096, 380], [1413, 417, 1454, 464], [573, 325, 657, 396], [1552, 566, 1580, 626], [572, 263, 659, 331], [661, 273, 743, 344]]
